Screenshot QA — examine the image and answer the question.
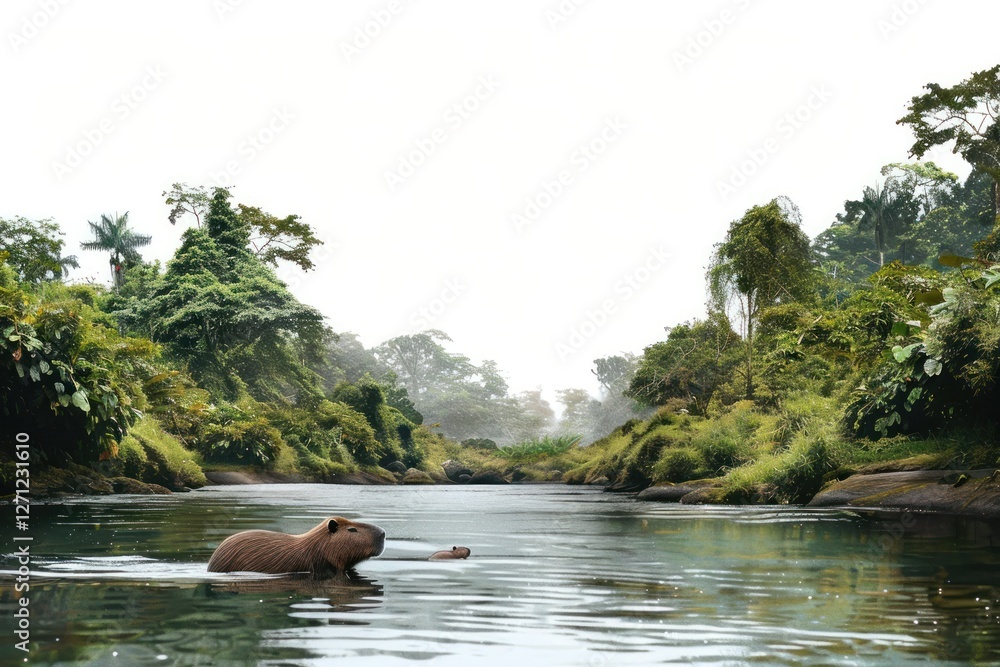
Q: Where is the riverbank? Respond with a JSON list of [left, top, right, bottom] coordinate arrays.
[[16, 457, 1000, 523], [635, 467, 1000, 519]]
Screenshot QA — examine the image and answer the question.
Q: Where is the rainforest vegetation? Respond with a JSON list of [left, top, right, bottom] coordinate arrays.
[[3, 66, 1000, 502]]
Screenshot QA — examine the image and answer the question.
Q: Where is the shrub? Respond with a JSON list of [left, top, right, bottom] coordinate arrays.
[[461, 438, 498, 451], [653, 448, 704, 482], [315, 401, 381, 465], [201, 416, 283, 466], [495, 435, 582, 463], [113, 417, 206, 488]]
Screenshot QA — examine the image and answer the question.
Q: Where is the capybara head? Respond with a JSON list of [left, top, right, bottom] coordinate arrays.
[[316, 517, 386, 571], [207, 516, 385, 576], [429, 545, 472, 560]]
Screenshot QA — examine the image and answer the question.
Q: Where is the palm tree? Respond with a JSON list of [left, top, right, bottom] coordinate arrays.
[[838, 182, 912, 269], [80, 212, 152, 291]]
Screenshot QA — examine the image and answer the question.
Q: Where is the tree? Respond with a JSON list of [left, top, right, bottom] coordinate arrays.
[[238, 205, 324, 272], [898, 65, 1000, 220], [205, 189, 250, 259], [163, 182, 211, 227], [80, 212, 152, 292], [555, 388, 597, 435], [708, 197, 814, 398], [626, 313, 740, 414], [163, 183, 323, 272], [839, 181, 918, 268], [815, 167, 992, 282], [0, 216, 78, 283], [373, 331, 531, 444], [128, 225, 326, 402]]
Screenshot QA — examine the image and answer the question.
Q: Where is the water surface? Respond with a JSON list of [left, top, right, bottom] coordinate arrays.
[[2, 484, 999, 665]]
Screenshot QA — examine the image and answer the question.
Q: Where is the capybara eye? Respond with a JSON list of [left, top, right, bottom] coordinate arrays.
[[347, 527, 358, 532]]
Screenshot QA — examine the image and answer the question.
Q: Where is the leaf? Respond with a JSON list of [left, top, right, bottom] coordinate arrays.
[[892, 344, 919, 363], [938, 252, 976, 268], [890, 322, 912, 338], [985, 268, 1000, 289], [58, 393, 71, 408], [29, 365, 40, 382], [54, 382, 65, 394], [38, 360, 50, 374], [924, 358, 943, 376], [914, 289, 945, 307], [71, 390, 91, 413]]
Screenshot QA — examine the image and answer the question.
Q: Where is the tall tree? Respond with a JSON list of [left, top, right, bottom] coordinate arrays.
[[897, 65, 1000, 220], [205, 189, 250, 259], [708, 197, 814, 399], [839, 181, 917, 268], [80, 212, 151, 292], [163, 183, 323, 272], [163, 182, 211, 227], [0, 216, 78, 283]]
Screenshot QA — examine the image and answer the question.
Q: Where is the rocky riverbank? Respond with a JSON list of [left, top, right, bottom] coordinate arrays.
[[636, 468, 1000, 519]]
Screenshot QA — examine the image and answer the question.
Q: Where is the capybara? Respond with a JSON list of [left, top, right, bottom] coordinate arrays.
[[429, 546, 471, 560], [208, 516, 385, 578]]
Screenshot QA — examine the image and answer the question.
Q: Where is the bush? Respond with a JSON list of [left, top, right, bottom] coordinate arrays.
[[201, 416, 283, 466], [461, 438, 498, 451], [653, 448, 704, 482], [495, 435, 582, 463], [691, 411, 758, 474], [315, 401, 381, 465], [113, 417, 207, 488]]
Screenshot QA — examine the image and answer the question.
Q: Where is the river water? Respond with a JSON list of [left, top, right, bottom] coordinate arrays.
[[2, 484, 1000, 665]]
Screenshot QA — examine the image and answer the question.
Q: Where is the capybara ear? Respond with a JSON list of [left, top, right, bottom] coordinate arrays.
[[328, 519, 338, 533]]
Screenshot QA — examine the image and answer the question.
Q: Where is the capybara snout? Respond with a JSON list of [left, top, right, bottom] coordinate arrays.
[[208, 516, 385, 577]]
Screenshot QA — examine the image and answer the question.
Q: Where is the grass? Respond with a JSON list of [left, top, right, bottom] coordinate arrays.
[[495, 435, 583, 462], [117, 417, 208, 488]]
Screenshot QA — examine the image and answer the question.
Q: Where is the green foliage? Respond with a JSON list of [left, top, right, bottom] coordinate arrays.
[[114, 416, 207, 488], [653, 448, 704, 482], [163, 182, 211, 227], [238, 204, 324, 272], [689, 402, 765, 474], [80, 212, 152, 292], [314, 400, 381, 465], [0, 216, 78, 283], [205, 188, 251, 259], [627, 313, 741, 414], [374, 331, 529, 444], [709, 197, 815, 399], [847, 266, 1000, 439], [122, 223, 326, 402], [898, 65, 1000, 198], [495, 435, 582, 463], [199, 402, 284, 466], [1, 270, 154, 463]]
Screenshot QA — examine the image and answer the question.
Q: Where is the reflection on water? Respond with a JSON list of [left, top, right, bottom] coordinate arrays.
[[2, 485, 1000, 665]]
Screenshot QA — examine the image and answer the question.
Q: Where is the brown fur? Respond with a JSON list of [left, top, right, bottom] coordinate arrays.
[[208, 516, 385, 577], [429, 546, 471, 560]]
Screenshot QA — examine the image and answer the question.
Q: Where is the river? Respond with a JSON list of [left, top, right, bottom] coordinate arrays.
[[2, 484, 999, 665]]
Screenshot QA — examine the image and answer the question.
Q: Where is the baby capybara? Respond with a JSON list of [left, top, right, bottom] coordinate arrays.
[[428, 546, 471, 560]]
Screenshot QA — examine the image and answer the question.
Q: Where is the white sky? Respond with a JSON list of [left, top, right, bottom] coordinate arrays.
[[2, 0, 995, 405]]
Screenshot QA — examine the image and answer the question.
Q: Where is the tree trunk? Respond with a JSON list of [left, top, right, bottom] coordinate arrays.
[[745, 295, 755, 400], [994, 180, 1000, 225]]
